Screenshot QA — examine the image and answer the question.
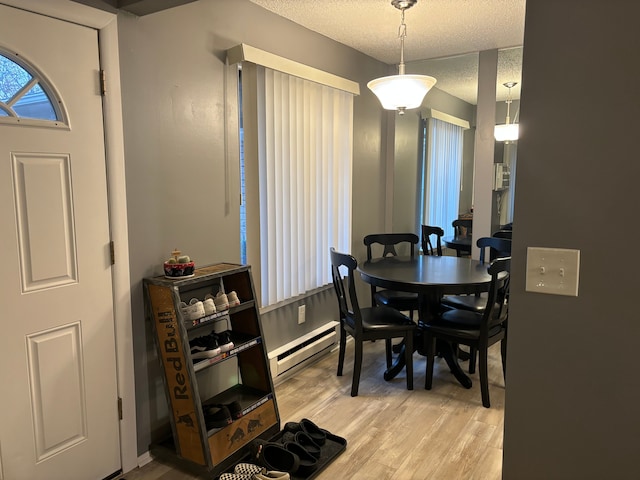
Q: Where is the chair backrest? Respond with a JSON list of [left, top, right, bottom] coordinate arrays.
[[480, 257, 511, 334], [421, 225, 444, 256], [363, 233, 419, 260], [492, 229, 513, 239], [330, 248, 363, 333], [452, 218, 473, 237], [476, 237, 512, 263]]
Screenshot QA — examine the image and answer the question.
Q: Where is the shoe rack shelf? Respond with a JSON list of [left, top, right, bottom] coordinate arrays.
[[143, 263, 281, 476]]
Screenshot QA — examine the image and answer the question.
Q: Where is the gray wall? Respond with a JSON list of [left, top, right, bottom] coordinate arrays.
[[117, 0, 389, 454], [503, 1, 640, 478]]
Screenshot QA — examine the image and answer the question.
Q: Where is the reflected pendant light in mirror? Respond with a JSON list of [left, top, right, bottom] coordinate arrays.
[[367, 0, 437, 115], [494, 81, 519, 142]]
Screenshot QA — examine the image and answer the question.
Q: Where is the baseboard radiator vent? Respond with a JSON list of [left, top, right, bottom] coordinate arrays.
[[268, 321, 339, 380]]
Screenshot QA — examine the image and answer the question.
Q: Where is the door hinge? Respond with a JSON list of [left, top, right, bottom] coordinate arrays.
[[110, 240, 115, 265], [118, 397, 123, 420], [100, 69, 107, 96]]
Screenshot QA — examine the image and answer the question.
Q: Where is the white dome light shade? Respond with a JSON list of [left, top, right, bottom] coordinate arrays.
[[494, 123, 519, 142], [368, 74, 437, 111]]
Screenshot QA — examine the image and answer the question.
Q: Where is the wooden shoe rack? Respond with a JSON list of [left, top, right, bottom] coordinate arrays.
[[143, 263, 280, 477]]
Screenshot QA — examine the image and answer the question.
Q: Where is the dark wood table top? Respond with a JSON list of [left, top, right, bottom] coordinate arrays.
[[358, 255, 493, 296], [443, 235, 472, 248]]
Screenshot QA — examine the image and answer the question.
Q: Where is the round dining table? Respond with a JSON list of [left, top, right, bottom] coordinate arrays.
[[443, 235, 472, 257], [358, 255, 498, 388]]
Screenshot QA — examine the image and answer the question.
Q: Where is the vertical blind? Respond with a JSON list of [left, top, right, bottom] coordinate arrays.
[[419, 117, 464, 237], [257, 67, 353, 306]]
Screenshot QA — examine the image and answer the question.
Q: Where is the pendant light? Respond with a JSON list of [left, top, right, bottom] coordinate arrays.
[[494, 82, 519, 142], [367, 0, 437, 115]]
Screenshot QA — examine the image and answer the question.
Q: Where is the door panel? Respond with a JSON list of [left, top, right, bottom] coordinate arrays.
[[0, 4, 121, 479]]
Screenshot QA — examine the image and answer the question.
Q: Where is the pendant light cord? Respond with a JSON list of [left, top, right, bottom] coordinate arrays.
[[397, 8, 407, 74]]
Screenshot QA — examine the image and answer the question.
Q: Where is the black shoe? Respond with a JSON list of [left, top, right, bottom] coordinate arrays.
[[283, 441, 317, 476], [251, 439, 300, 474], [294, 431, 321, 458], [211, 400, 242, 420], [218, 330, 234, 352], [189, 334, 221, 359], [284, 418, 327, 446], [203, 405, 232, 429]]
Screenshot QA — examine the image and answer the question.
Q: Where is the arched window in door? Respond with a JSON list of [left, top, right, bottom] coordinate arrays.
[[0, 48, 68, 128]]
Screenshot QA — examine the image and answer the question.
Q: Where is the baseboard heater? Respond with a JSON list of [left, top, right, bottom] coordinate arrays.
[[268, 321, 339, 379]]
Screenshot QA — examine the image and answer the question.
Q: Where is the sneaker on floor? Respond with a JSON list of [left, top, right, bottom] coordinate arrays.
[[254, 471, 290, 480], [218, 330, 234, 353], [219, 474, 252, 480], [214, 291, 229, 311], [234, 463, 263, 475], [228, 290, 240, 307], [189, 334, 221, 360]]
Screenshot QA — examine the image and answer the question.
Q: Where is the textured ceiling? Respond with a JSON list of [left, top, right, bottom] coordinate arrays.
[[249, 0, 526, 104]]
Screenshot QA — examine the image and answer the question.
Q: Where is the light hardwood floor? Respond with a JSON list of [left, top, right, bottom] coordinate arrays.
[[120, 341, 505, 480]]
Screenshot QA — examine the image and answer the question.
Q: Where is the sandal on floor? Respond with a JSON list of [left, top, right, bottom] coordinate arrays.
[[250, 439, 300, 474], [283, 441, 317, 476], [294, 431, 321, 458], [283, 418, 327, 446]]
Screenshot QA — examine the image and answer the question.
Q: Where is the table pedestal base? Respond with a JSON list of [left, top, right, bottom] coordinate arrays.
[[384, 329, 472, 389]]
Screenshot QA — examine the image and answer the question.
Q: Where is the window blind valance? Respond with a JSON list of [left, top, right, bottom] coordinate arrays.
[[226, 43, 360, 96], [421, 108, 470, 130]]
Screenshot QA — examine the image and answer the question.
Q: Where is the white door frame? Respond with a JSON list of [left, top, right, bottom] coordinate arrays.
[[0, 0, 137, 474]]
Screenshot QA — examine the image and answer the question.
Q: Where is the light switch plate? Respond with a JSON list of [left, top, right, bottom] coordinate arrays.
[[525, 247, 580, 296]]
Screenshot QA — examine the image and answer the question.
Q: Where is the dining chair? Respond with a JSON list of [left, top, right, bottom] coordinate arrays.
[[440, 236, 512, 372], [421, 225, 444, 256], [452, 219, 473, 256], [424, 257, 510, 408], [330, 248, 416, 397], [363, 233, 420, 320]]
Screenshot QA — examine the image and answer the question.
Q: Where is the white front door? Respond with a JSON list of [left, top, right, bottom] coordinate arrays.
[[0, 4, 121, 479]]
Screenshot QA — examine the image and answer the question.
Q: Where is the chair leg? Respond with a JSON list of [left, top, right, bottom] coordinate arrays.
[[351, 339, 363, 397], [337, 326, 347, 377], [425, 335, 436, 390], [479, 347, 490, 408], [385, 338, 392, 368], [500, 338, 507, 381], [468, 347, 477, 374], [404, 332, 413, 391]]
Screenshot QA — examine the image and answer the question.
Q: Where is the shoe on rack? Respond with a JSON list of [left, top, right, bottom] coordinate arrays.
[[203, 404, 232, 429], [214, 291, 229, 311], [218, 330, 234, 353], [189, 333, 221, 360], [181, 298, 205, 322], [203, 295, 217, 316], [228, 290, 241, 307]]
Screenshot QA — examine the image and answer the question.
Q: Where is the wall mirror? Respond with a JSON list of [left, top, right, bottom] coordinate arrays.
[[392, 47, 522, 240]]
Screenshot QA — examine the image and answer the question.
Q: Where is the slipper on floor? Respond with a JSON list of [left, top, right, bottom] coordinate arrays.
[[283, 441, 317, 476], [294, 431, 321, 458], [284, 418, 327, 446], [251, 439, 300, 474]]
